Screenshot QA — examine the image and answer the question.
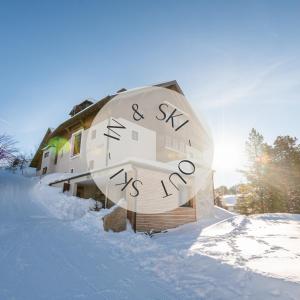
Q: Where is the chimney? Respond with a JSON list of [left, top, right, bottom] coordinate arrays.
[[69, 99, 94, 117]]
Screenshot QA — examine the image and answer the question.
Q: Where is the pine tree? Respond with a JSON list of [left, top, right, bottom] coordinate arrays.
[[240, 129, 271, 213], [240, 129, 300, 214], [271, 136, 300, 213], [235, 184, 254, 215]]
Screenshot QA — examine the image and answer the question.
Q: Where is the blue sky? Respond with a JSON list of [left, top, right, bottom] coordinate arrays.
[[1, 0, 300, 186]]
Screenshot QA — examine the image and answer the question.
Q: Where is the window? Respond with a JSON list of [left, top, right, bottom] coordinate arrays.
[[44, 152, 49, 158], [179, 187, 193, 207], [91, 129, 96, 140], [165, 136, 172, 148], [63, 182, 70, 193], [71, 131, 82, 156], [172, 138, 179, 150], [131, 130, 138, 141], [42, 167, 47, 175], [88, 160, 94, 170], [165, 136, 185, 153]]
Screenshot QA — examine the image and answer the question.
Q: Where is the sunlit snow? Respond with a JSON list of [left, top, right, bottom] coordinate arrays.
[[0, 170, 299, 299]]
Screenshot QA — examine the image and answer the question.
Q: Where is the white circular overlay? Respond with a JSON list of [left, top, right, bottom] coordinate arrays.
[[85, 86, 213, 214]]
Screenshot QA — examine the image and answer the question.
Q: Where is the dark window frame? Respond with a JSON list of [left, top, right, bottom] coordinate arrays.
[[42, 167, 48, 175], [71, 131, 82, 157]]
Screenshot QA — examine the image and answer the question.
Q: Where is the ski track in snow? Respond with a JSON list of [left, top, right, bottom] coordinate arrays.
[[0, 171, 300, 300]]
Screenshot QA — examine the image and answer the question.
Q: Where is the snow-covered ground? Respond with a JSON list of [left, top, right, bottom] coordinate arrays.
[[0, 170, 300, 299]]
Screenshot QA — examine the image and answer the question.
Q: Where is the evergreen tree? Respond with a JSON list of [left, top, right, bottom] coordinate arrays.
[[240, 128, 271, 213], [240, 129, 300, 214], [270, 136, 300, 213], [235, 184, 254, 215]]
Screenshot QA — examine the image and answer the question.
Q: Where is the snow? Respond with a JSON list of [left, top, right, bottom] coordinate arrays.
[[1, 170, 300, 299], [191, 214, 300, 283], [33, 173, 95, 220], [221, 194, 237, 207]]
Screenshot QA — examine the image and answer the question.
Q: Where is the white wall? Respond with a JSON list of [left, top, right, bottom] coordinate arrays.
[[40, 146, 56, 174], [40, 117, 156, 175], [107, 118, 156, 167], [85, 117, 156, 171], [54, 129, 88, 174]]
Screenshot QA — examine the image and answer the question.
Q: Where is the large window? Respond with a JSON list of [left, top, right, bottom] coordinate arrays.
[[72, 131, 82, 157], [165, 136, 186, 153]]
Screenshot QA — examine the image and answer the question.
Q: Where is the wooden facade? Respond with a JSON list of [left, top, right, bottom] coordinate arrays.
[[135, 207, 196, 232]]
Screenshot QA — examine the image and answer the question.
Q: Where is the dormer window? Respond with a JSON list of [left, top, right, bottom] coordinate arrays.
[[69, 100, 93, 117]]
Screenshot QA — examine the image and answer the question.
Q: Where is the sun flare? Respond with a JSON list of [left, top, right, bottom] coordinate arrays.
[[213, 138, 246, 172]]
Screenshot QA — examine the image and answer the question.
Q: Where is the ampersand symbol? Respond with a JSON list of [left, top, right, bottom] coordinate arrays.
[[132, 104, 144, 121]]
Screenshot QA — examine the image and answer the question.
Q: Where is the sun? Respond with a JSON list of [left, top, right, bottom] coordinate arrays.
[[213, 138, 246, 172]]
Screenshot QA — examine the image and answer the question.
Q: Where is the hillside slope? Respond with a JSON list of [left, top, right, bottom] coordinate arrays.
[[0, 171, 300, 299]]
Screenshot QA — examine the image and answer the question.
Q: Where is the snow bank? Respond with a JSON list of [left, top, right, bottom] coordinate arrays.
[[32, 173, 96, 221]]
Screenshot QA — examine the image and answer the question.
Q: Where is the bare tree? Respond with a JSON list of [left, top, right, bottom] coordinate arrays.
[[0, 134, 18, 164], [17, 154, 28, 174]]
